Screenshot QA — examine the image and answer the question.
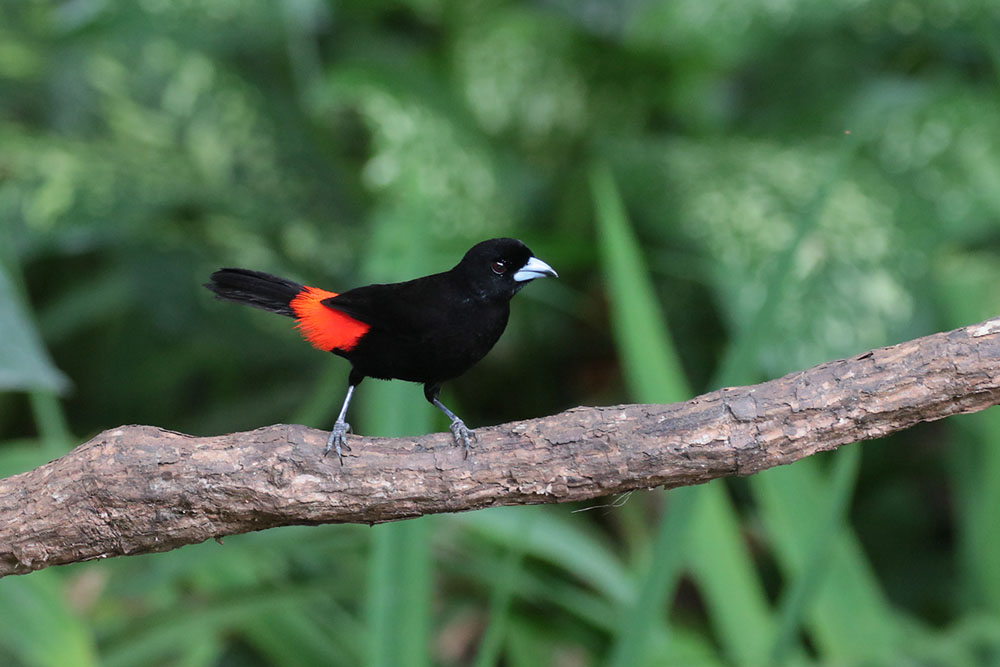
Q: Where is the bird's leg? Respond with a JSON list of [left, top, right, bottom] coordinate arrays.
[[433, 398, 476, 458], [425, 384, 476, 458], [325, 384, 356, 464]]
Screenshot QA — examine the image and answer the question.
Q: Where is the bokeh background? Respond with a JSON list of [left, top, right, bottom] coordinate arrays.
[[3, 1, 1000, 665]]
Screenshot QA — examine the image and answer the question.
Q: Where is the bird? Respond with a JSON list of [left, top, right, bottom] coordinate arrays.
[[205, 237, 557, 463]]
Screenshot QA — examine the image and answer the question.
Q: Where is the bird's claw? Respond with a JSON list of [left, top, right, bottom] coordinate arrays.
[[449, 418, 476, 459], [324, 420, 352, 464]]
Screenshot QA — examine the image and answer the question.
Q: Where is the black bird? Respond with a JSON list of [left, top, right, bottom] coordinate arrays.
[[205, 238, 557, 462]]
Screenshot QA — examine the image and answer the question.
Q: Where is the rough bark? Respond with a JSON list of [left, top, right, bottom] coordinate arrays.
[[3, 317, 1000, 577]]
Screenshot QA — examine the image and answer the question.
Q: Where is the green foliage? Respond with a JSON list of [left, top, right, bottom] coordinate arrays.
[[0, 571, 97, 667], [0, 263, 68, 393], [3, 0, 1000, 664]]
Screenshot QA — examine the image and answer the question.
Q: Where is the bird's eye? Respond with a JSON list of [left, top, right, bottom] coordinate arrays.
[[492, 260, 508, 275]]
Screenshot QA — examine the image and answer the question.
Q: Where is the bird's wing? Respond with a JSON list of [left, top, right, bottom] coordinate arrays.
[[321, 275, 453, 341], [320, 287, 383, 326]]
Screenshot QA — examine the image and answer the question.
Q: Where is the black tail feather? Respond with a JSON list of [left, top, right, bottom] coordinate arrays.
[[205, 268, 304, 317]]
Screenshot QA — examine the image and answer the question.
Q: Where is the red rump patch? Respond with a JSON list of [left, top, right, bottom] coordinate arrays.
[[290, 286, 370, 352]]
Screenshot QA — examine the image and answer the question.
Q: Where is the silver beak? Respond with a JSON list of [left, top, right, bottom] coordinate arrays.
[[513, 256, 558, 282]]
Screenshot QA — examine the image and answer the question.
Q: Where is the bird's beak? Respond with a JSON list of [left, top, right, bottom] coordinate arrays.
[[513, 256, 558, 282]]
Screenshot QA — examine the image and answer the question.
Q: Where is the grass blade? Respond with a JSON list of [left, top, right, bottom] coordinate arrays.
[[768, 446, 862, 662], [590, 163, 686, 404], [933, 255, 1000, 612], [359, 209, 436, 667], [102, 588, 322, 667], [592, 163, 707, 664], [592, 162, 780, 664], [687, 483, 779, 665], [0, 571, 97, 667], [606, 486, 699, 667], [29, 391, 73, 458], [755, 458, 900, 661], [472, 509, 538, 667], [455, 507, 632, 605], [367, 519, 433, 667]]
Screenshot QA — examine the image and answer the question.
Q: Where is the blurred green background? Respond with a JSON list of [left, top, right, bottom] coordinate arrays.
[[3, 0, 1000, 665]]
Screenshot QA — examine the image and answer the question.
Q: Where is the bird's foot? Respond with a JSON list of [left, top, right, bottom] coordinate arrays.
[[449, 418, 476, 459], [324, 420, 352, 464]]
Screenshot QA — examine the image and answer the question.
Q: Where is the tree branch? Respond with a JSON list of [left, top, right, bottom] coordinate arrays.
[[4, 317, 1000, 577]]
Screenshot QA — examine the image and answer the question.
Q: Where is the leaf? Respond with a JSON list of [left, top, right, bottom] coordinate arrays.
[[0, 264, 69, 393], [590, 163, 686, 404], [0, 571, 97, 667], [592, 164, 712, 666], [455, 507, 632, 604], [359, 207, 436, 667]]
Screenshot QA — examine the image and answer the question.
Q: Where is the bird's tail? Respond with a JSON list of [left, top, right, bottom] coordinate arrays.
[[204, 268, 305, 317], [205, 268, 370, 352]]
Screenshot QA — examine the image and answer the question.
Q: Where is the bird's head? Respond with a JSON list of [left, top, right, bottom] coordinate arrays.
[[457, 238, 557, 301]]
